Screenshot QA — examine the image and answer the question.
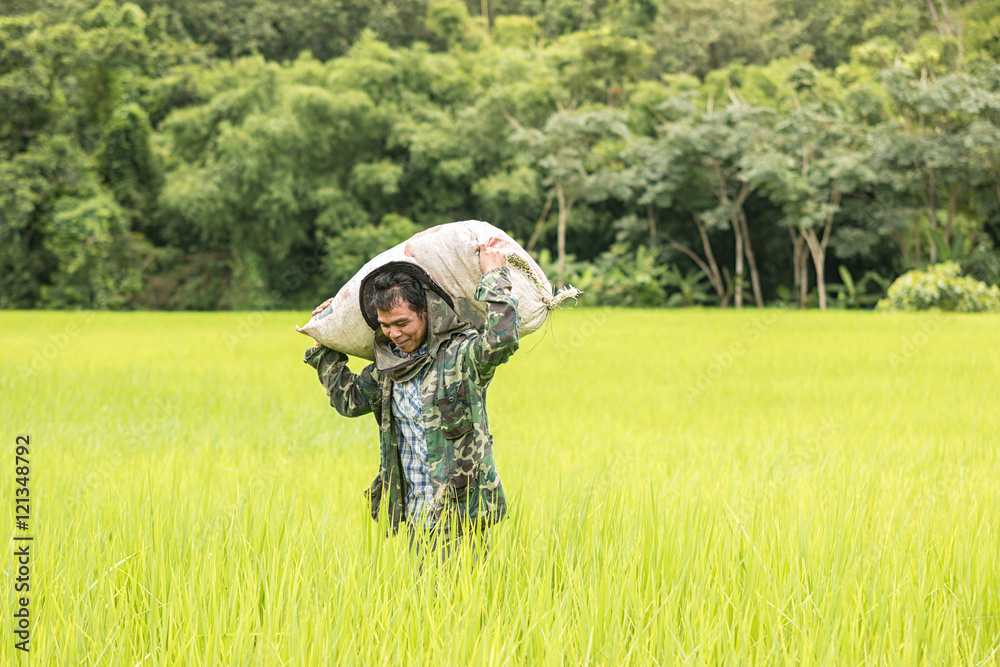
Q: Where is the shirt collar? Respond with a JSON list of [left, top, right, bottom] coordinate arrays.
[[390, 342, 428, 359]]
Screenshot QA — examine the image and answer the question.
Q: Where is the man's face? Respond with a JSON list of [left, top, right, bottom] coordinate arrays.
[[377, 300, 428, 355]]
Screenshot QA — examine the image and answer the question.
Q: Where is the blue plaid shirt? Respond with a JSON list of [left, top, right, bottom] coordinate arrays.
[[390, 343, 434, 528]]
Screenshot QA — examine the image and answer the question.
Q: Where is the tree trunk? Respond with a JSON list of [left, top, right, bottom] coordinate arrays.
[[663, 232, 724, 300], [526, 188, 555, 252], [720, 267, 733, 308], [803, 227, 826, 309], [913, 214, 922, 262], [738, 209, 764, 307], [928, 169, 938, 263], [556, 182, 571, 280], [732, 215, 744, 309], [799, 239, 809, 308], [481, 0, 491, 45], [926, 0, 945, 37], [939, 0, 964, 58], [803, 189, 839, 310], [928, 0, 959, 40], [939, 0, 956, 35], [790, 228, 800, 299], [694, 212, 725, 299], [731, 181, 763, 308], [946, 188, 959, 247], [714, 167, 749, 308], [646, 205, 658, 249], [790, 227, 808, 308]]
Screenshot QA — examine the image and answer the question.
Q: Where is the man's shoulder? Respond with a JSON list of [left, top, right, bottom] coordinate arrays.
[[438, 328, 479, 353], [432, 329, 481, 371]]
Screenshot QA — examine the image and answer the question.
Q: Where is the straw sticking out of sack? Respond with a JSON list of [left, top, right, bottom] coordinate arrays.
[[542, 285, 583, 309]]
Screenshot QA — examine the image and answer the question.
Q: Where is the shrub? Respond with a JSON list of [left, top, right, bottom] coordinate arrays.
[[876, 262, 1000, 312]]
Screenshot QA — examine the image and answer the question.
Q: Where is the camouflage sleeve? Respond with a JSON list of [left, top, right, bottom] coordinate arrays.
[[303, 345, 381, 417], [469, 266, 520, 382]]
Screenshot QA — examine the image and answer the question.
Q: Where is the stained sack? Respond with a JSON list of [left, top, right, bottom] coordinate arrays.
[[296, 220, 579, 360]]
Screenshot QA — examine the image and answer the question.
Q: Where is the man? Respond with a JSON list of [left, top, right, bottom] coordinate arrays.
[[303, 245, 517, 557]]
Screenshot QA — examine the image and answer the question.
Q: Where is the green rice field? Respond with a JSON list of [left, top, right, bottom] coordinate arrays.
[[2, 309, 999, 665]]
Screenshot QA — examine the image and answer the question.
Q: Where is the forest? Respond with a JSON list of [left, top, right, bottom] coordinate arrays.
[[2, 0, 999, 310]]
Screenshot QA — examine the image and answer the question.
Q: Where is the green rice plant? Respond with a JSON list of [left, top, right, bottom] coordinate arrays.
[[1, 309, 998, 665]]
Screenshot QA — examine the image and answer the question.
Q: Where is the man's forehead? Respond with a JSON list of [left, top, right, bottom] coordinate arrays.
[[376, 302, 421, 323]]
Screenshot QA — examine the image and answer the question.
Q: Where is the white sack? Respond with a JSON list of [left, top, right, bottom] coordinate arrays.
[[296, 220, 579, 360]]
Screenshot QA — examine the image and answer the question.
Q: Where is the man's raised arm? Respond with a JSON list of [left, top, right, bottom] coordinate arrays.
[[469, 246, 521, 382], [303, 344, 381, 417]]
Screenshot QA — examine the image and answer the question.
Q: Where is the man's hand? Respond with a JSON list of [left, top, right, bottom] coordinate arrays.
[[312, 297, 334, 317], [478, 244, 508, 273], [307, 298, 334, 348]]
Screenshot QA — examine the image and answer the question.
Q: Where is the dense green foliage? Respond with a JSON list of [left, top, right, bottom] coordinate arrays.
[[877, 261, 1000, 311], [3, 309, 999, 662], [3, 0, 1000, 309]]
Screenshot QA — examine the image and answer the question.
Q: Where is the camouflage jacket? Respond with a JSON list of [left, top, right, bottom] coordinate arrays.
[[303, 266, 520, 534]]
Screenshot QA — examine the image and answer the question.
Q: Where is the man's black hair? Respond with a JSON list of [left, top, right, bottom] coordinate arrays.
[[370, 269, 427, 314]]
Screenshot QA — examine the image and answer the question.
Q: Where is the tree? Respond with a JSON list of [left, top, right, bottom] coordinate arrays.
[[546, 27, 652, 109], [0, 3, 182, 308], [622, 130, 729, 305], [646, 0, 777, 78], [660, 102, 774, 308], [156, 55, 383, 307], [874, 67, 990, 265], [512, 108, 631, 281], [760, 105, 875, 309]]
